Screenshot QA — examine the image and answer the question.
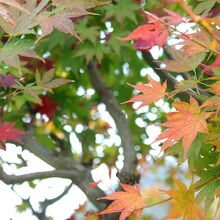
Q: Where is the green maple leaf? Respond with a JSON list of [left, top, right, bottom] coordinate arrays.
[[194, 0, 219, 15], [76, 19, 99, 44], [0, 38, 41, 70], [103, 0, 139, 23], [75, 42, 110, 63], [35, 69, 72, 93]]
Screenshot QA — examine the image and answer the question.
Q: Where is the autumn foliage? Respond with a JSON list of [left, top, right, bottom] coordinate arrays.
[[2, 0, 220, 220], [98, 183, 146, 220]]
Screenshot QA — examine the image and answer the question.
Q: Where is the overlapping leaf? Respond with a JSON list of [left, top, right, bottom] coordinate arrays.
[[177, 32, 210, 55], [98, 183, 146, 220], [194, 0, 219, 15], [120, 14, 168, 50], [0, 0, 29, 24], [36, 8, 87, 40], [162, 178, 204, 220], [173, 79, 198, 95], [202, 97, 220, 114], [103, 0, 139, 23], [0, 38, 41, 70], [209, 81, 220, 95], [162, 47, 206, 72], [155, 97, 211, 153], [52, 0, 109, 10], [124, 77, 167, 109], [35, 69, 72, 93], [0, 0, 49, 36]]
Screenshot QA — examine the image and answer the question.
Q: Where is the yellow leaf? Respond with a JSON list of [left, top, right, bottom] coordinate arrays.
[[162, 178, 204, 220]]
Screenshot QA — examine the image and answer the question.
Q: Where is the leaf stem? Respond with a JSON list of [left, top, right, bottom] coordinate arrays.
[[137, 170, 220, 211], [144, 198, 172, 208]]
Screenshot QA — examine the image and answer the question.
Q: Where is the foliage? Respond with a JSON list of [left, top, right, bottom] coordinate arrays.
[[2, 0, 220, 220]]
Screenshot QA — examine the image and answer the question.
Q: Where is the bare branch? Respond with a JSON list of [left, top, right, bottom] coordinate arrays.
[[0, 168, 78, 184], [20, 134, 83, 170], [14, 134, 106, 209], [42, 182, 74, 206]]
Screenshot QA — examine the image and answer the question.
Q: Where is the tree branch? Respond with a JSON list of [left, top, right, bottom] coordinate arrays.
[[87, 61, 138, 183], [16, 134, 106, 210], [42, 182, 74, 206], [37, 182, 74, 220], [0, 168, 78, 184]]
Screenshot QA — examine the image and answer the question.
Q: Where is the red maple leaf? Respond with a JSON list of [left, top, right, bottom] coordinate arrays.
[[0, 123, 25, 144], [120, 14, 168, 50], [35, 96, 58, 121]]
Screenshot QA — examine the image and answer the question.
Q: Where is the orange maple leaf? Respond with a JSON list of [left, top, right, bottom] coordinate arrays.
[[155, 97, 211, 153], [98, 183, 146, 220], [202, 97, 220, 114], [124, 77, 167, 109], [209, 81, 220, 96], [162, 178, 204, 220]]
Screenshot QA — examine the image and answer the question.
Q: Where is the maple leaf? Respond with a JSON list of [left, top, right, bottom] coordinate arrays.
[[34, 96, 58, 121], [0, 4, 15, 24], [124, 77, 167, 109], [36, 8, 87, 40], [120, 14, 168, 50], [202, 97, 220, 114], [0, 0, 49, 36], [52, 0, 110, 10], [162, 47, 206, 72], [177, 32, 210, 55], [155, 97, 211, 153], [35, 69, 72, 93], [0, 74, 15, 88], [0, 0, 29, 24], [0, 123, 25, 145], [0, 38, 41, 70], [162, 178, 204, 220], [0, 0, 29, 13], [194, 0, 218, 15], [209, 81, 220, 95], [98, 183, 146, 220], [173, 79, 198, 95]]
